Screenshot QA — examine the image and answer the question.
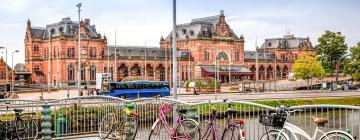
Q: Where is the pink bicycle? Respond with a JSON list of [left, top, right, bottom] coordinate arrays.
[[148, 103, 200, 140]]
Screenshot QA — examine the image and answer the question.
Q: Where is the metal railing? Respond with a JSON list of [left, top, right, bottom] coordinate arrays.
[[0, 96, 359, 139]]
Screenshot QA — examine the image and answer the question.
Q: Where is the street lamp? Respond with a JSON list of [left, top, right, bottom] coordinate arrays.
[[12, 50, 19, 95], [0, 47, 8, 85], [228, 48, 232, 83], [213, 48, 218, 100], [76, 3, 82, 96]]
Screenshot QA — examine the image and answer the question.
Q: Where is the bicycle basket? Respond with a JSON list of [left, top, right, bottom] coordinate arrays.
[[259, 114, 274, 126], [161, 103, 172, 114], [259, 113, 286, 129]]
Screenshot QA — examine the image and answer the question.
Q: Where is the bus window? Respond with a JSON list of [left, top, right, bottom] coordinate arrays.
[[143, 83, 151, 88], [119, 83, 127, 89], [127, 83, 134, 89], [135, 83, 143, 89], [109, 83, 116, 92]]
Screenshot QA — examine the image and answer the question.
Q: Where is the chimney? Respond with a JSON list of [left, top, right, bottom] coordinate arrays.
[[84, 19, 90, 25]]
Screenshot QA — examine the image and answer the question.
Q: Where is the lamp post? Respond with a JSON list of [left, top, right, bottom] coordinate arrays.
[[48, 31, 52, 93], [76, 3, 82, 96], [228, 48, 232, 83], [11, 50, 19, 95], [213, 48, 218, 100], [0, 47, 8, 85], [144, 41, 147, 79], [172, 0, 178, 124]]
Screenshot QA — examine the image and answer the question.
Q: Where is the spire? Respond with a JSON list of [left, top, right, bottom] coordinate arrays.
[[219, 10, 225, 22], [27, 19, 31, 27]]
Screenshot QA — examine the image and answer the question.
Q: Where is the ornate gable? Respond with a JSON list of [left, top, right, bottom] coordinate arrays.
[[213, 10, 234, 40]]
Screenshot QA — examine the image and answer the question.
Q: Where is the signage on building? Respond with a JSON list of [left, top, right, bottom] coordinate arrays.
[[219, 66, 239, 72]]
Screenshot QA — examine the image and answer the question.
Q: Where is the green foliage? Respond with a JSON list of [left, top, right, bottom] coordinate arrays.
[[316, 30, 348, 75], [185, 80, 190, 89], [344, 42, 360, 81], [292, 53, 326, 80]]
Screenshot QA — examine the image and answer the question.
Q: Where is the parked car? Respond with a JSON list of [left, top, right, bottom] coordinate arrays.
[[342, 84, 359, 91]]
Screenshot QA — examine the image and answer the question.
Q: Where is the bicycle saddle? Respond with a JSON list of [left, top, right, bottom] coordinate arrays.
[[313, 117, 328, 125], [13, 109, 23, 113], [178, 109, 188, 114], [225, 108, 237, 115]]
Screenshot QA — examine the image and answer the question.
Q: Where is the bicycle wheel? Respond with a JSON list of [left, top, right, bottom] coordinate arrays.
[[16, 116, 38, 140], [113, 115, 138, 140], [319, 131, 354, 140], [148, 121, 164, 140], [198, 121, 213, 140], [259, 130, 289, 140], [221, 125, 240, 140], [175, 119, 200, 140], [99, 113, 115, 139]]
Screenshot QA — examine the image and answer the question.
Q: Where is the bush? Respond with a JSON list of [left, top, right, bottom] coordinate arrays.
[[185, 80, 190, 91]]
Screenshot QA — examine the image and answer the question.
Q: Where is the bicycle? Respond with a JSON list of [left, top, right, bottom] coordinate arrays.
[[148, 102, 200, 140], [259, 105, 355, 140], [0, 109, 38, 140], [198, 102, 246, 140], [98, 103, 139, 140]]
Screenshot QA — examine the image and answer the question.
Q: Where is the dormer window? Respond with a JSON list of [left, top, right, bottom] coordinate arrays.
[[50, 28, 55, 34], [58, 27, 64, 33], [182, 29, 186, 35], [189, 30, 194, 36]]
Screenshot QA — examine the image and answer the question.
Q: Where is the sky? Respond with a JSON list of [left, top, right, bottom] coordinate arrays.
[[0, 0, 359, 65]]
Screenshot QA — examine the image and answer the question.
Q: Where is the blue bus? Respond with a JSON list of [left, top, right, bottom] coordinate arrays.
[[102, 81, 170, 99]]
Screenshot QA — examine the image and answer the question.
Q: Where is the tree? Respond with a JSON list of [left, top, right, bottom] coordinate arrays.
[[344, 42, 360, 81], [292, 53, 326, 90], [316, 31, 348, 75]]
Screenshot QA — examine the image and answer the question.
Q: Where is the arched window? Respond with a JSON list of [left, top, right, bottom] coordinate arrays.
[[204, 50, 210, 61], [68, 64, 74, 81], [90, 65, 96, 80], [81, 64, 85, 81], [216, 51, 229, 61]]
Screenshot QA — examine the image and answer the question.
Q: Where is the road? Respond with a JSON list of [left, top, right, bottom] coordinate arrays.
[[13, 88, 360, 102]]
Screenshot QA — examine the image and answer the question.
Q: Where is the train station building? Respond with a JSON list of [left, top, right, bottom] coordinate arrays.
[[23, 11, 314, 87]]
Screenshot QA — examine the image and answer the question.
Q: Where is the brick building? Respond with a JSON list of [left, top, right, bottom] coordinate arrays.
[[24, 11, 314, 87]]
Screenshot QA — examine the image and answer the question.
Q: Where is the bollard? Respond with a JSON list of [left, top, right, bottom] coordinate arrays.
[[55, 113, 67, 136], [41, 102, 52, 140]]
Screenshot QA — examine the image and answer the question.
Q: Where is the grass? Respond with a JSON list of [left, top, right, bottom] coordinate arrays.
[[254, 97, 360, 107], [185, 97, 360, 115]]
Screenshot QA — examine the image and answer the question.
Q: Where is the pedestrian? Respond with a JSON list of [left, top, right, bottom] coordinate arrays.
[[82, 86, 88, 96]]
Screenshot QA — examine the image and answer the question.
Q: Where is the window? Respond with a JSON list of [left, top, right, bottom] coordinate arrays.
[[127, 83, 134, 89], [235, 51, 240, 61], [189, 30, 194, 36], [33, 65, 40, 71], [160, 69, 165, 81], [181, 66, 185, 80], [44, 49, 47, 58], [204, 50, 210, 61], [268, 42, 272, 47], [68, 64, 74, 81], [90, 48, 96, 58], [33, 45, 39, 53], [90, 65, 96, 80], [58, 27, 63, 33], [80, 64, 85, 80], [182, 29, 187, 35], [134, 83, 143, 89], [217, 51, 229, 61], [143, 83, 151, 88], [67, 48, 75, 58]]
